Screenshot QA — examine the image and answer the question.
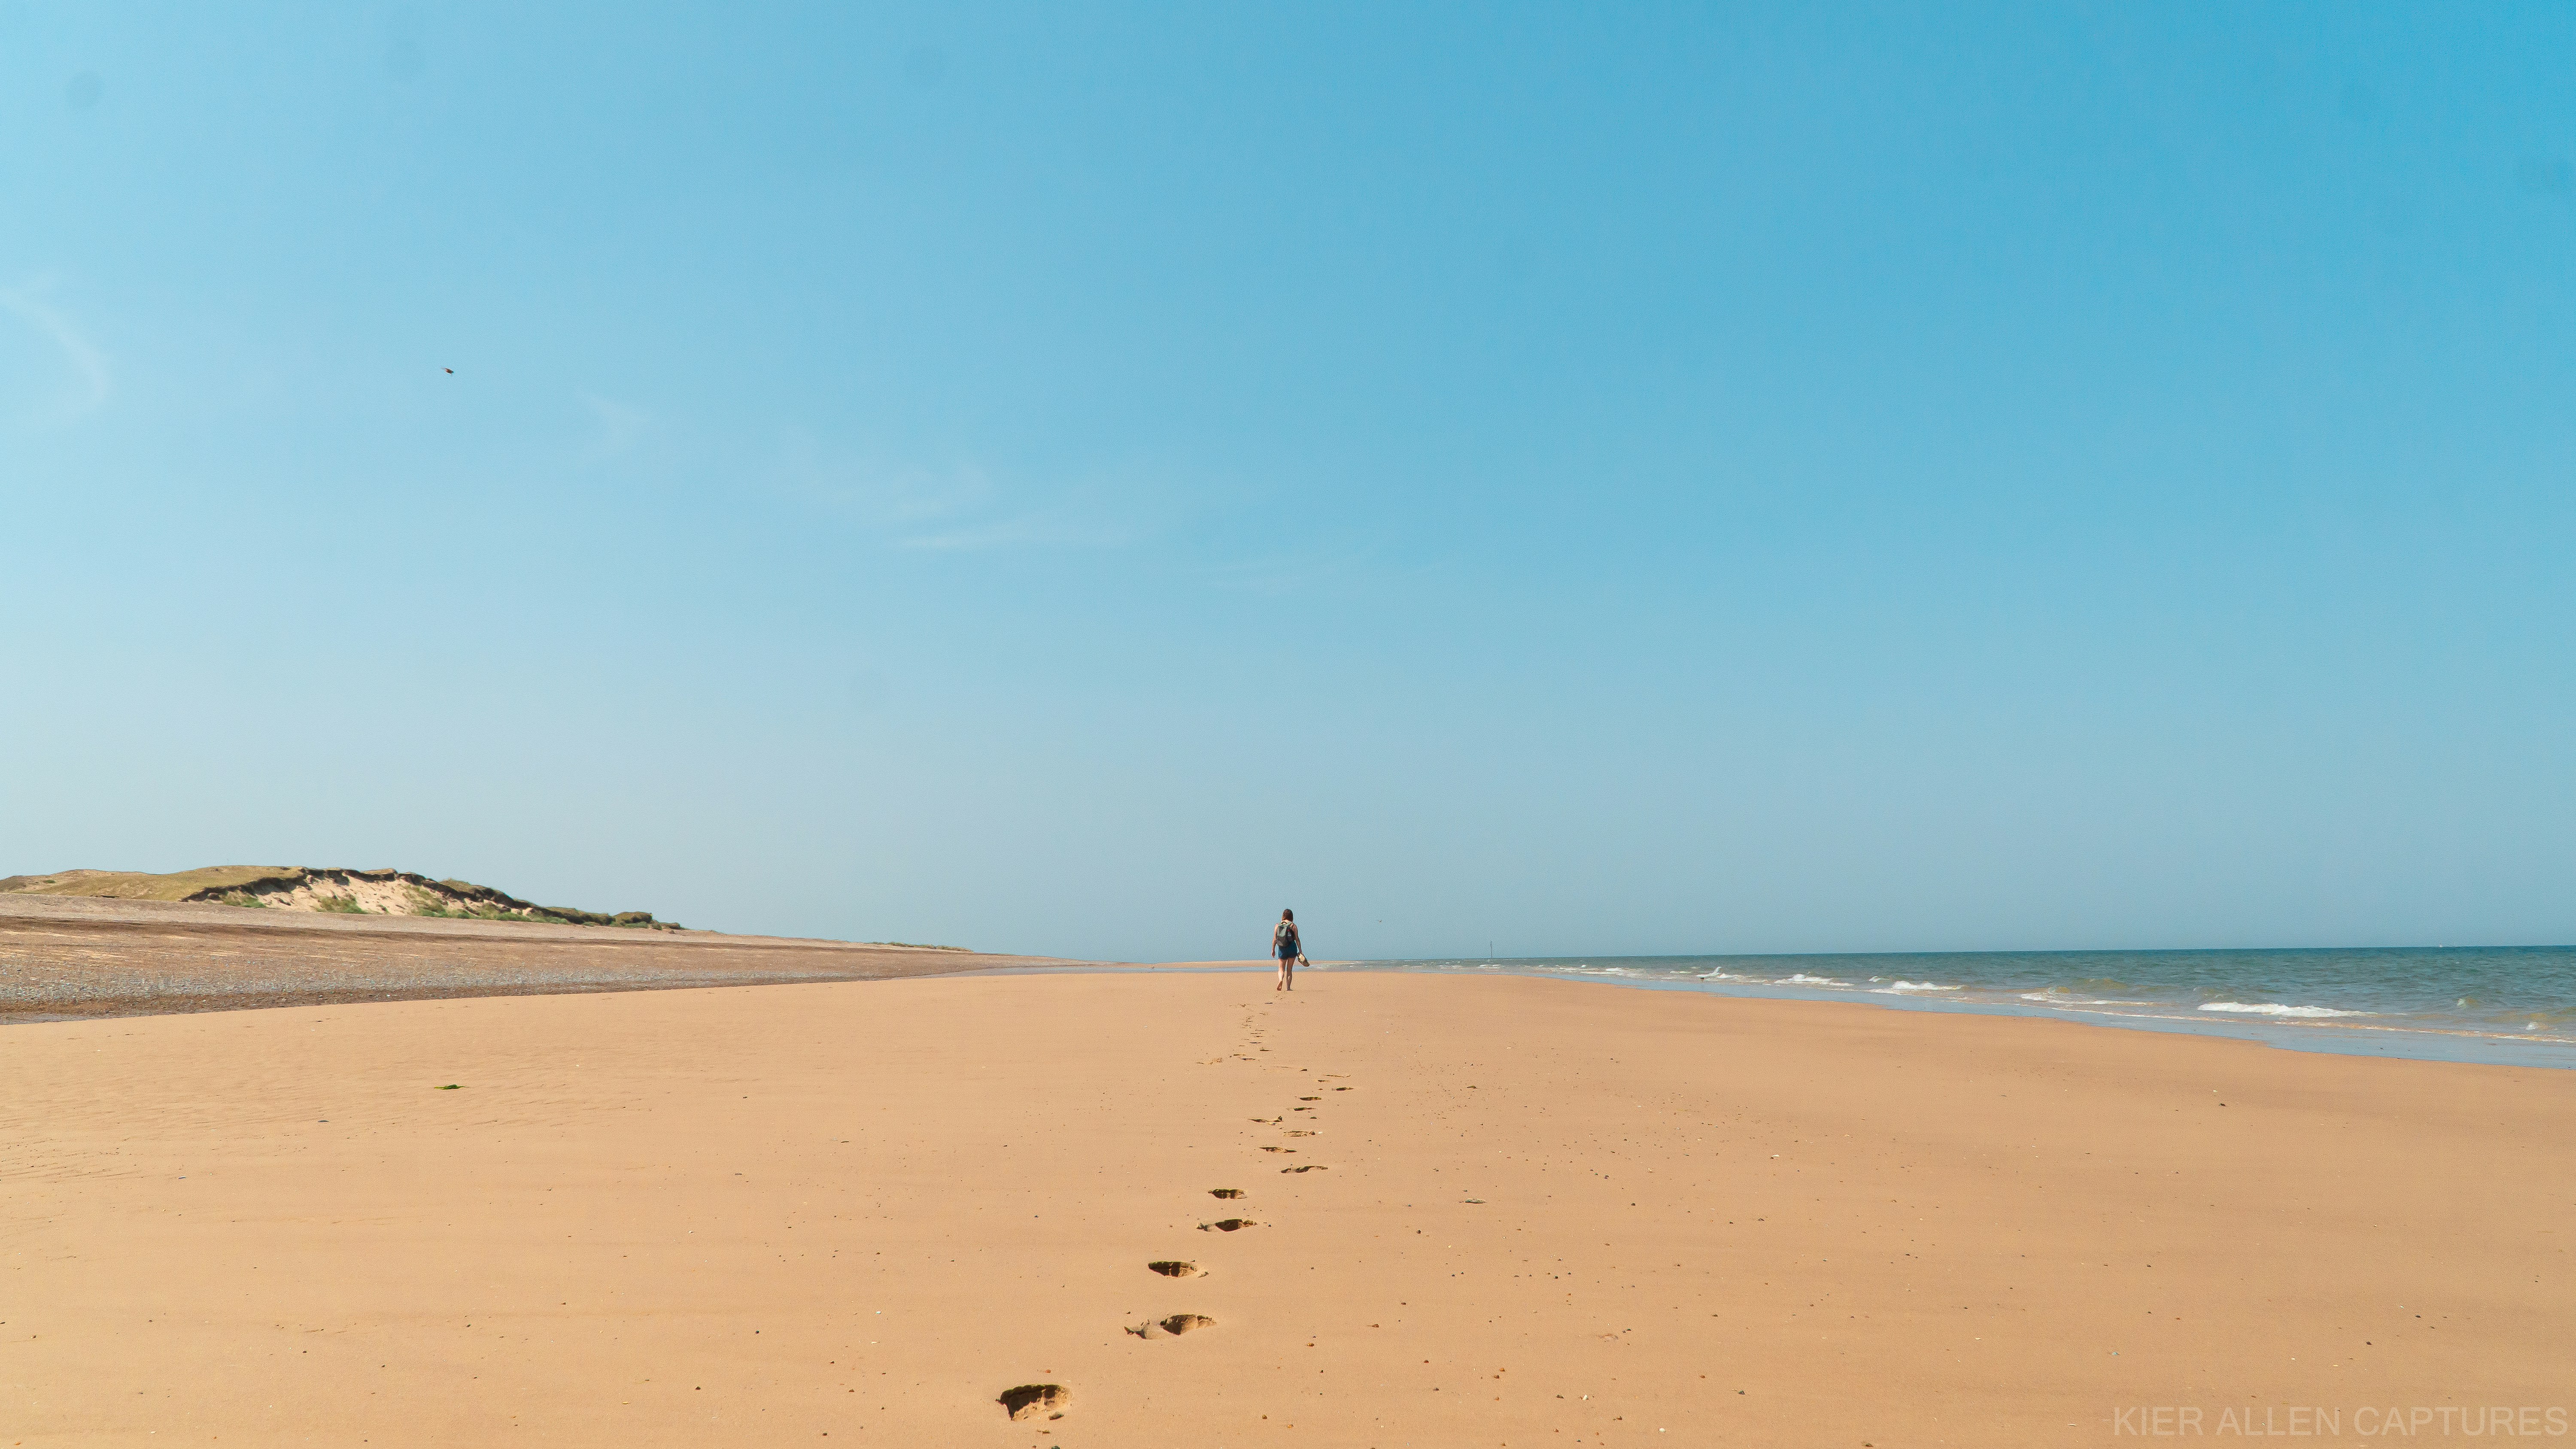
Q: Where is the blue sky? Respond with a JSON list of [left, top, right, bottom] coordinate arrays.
[[5, 4, 2572, 960]]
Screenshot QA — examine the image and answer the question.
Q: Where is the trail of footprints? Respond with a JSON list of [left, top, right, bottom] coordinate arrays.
[[998, 1000, 1361, 1422]]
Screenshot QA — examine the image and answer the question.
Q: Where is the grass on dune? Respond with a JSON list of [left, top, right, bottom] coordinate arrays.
[[0, 866, 301, 902]]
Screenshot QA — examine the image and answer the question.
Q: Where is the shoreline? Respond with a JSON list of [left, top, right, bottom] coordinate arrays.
[[12, 894, 2564, 1071], [958, 960, 2576, 1070], [1321, 955, 2576, 1070]]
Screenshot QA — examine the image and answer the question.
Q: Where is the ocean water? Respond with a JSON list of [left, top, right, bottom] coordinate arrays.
[[1325, 947, 2576, 1068]]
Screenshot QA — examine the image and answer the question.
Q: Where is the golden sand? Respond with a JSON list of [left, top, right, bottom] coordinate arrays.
[[3, 970, 2564, 1446]]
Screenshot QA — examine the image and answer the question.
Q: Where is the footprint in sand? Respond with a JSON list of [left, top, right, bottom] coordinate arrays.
[[1260, 1146, 1293, 1153], [1148, 1260, 1205, 1277], [1199, 1218, 1259, 1232], [1282, 1130, 1315, 1137], [1129, 1313, 1216, 1340], [1280, 1164, 1326, 1173], [1209, 1188, 1245, 1199], [999, 1384, 1071, 1421]]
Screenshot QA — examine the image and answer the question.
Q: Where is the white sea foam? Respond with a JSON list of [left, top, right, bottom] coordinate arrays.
[[1781, 973, 1850, 987], [1876, 980, 1959, 993], [1700, 970, 1768, 983], [2021, 989, 2153, 1006], [2198, 1001, 2368, 1019]]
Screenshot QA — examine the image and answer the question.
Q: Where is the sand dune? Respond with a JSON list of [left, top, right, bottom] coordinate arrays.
[[3, 969, 2564, 1445], [0, 864, 683, 926]]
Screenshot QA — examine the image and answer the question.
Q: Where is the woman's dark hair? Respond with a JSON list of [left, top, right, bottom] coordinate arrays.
[[1282, 908, 1294, 921]]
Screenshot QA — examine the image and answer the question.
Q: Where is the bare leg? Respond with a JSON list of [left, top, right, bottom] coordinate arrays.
[[1276, 952, 1288, 991]]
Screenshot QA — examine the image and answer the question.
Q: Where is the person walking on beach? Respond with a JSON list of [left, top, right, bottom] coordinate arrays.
[[1273, 909, 1304, 992]]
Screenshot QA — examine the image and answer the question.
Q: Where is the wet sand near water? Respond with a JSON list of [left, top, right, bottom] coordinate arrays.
[[0, 893, 1068, 1022]]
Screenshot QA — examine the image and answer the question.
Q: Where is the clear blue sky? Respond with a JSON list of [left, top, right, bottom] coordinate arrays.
[[6, 4, 2572, 960]]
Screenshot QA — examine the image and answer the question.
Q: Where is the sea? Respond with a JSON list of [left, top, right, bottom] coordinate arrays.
[[1319, 946, 2576, 1068]]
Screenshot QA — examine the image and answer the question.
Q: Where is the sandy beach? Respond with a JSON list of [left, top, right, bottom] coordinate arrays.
[[4, 969, 2566, 1446]]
